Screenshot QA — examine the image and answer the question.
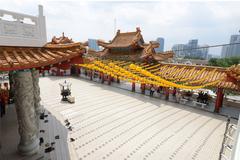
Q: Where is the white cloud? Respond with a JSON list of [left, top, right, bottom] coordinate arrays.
[[0, 0, 240, 55]]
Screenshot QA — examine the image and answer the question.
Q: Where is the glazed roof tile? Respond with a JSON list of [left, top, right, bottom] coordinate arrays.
[[0, 43, 86, 71]]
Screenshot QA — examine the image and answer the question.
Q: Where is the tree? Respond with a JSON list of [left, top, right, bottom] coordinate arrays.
[[208, 56, 240, 67]]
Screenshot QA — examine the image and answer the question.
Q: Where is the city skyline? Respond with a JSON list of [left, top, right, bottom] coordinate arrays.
[[1, 0, 240, 56], [172, 39, 209, 59], [221, 34, 240, 58]]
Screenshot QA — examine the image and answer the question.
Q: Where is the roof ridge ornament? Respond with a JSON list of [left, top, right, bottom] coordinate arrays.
[[136, 27, 141, 32], [51, 33, 74, 44], [117, 29, 120, 35]]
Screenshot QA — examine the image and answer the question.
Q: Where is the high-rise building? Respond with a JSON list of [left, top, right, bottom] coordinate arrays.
[[221, 34, 240, 58], [154, 37, 164, 53], [172, 39, 208, 59], [88, 39, 100, 51], [172, 44, 186, 57]]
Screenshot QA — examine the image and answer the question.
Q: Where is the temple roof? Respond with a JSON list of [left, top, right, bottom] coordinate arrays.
[[0, 36, 86, 71], [105, 27, 144, 48], [86, 28, 173, 62]]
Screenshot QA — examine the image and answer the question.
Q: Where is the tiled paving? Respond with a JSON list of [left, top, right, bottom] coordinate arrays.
[[39, 76, 233, 160], [0, 103, 76, 160]]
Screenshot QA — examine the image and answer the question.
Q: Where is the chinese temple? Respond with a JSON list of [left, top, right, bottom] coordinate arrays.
[[87, 27, 174, 63], [80, 29, 240, 114], [1, 4, 240, 160]]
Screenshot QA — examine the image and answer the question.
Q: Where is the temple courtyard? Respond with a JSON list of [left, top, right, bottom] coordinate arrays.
[[1, 76, 238, 160], [41, 76, 232, 160]]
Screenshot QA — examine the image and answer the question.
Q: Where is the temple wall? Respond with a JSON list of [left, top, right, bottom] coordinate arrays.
[[0, 5, 47, 47]]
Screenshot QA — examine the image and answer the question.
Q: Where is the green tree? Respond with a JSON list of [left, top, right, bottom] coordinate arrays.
[[208, 56, 240, 67]]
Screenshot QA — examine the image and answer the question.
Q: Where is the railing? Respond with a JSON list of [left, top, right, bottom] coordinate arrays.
[[0, 5, 46, 47], [231, 114, 240, 160], [219, 116, 239, 160]]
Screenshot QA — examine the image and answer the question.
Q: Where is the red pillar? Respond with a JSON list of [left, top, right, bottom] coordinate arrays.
[[90, 70, 93, 81], [214, 88, 224, 113], [108, 75, 111, 85], [57, 68, 60, 76], [141, 83, 145, 94], [132, 81, 135, 92], [117, 77, 120, 83], [101, 73, 104, 84], [165, 87, 169, 100]]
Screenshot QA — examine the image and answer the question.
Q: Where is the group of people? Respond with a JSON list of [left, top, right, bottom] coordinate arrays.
[[144, 85, 211, 105], [197, 91, 210, 104]]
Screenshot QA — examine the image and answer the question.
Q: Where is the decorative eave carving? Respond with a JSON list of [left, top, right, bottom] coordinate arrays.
[[227, 64, 240, 83], [51, 32, 74, 44]]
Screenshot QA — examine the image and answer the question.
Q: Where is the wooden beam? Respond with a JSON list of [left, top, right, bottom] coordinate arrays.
[[38, 50, 54, 61], [21, 50, 38, 64], [29, 50, 47, 62], [46, 50, 62, 59], [12, 50, 28, 67]]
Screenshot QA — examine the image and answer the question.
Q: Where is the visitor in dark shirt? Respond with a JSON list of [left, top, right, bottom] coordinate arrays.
[[203, 93, 209, 104]]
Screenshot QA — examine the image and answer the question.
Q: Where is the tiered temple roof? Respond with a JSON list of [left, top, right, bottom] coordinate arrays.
[[87, 27, 174, 62], [0, 34, 86, 71]]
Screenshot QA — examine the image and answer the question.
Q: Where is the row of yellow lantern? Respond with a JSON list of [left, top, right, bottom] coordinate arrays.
[[186, 68, 217, 85], [80, 61, 222, 90], [129, 64, 222, 90], [79, 62, 169, 87]]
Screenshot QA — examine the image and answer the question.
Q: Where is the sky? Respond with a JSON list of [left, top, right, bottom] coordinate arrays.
[[0, 0, 240, 55]]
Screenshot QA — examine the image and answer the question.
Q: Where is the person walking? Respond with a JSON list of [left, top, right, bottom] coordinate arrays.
[[150, 86, 155, 97]]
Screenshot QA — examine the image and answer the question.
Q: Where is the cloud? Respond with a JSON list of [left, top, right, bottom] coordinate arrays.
[[0, 0, 240, 55]]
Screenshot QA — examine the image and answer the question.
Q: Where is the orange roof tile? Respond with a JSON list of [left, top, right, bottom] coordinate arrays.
[[105, 28, 144, 48], [0, 43, 86, 71]]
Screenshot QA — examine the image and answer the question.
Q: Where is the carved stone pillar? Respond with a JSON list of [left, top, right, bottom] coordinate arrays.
[[32, 70, 42, 129], [13, 71, 39, 156]]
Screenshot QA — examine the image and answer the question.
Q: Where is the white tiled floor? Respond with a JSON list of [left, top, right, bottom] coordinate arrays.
[[40, 76, 230, 160]]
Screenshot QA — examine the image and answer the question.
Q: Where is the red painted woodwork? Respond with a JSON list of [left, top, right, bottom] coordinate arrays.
[[132, 82, 135, 92], [214, 88, 224, 113]]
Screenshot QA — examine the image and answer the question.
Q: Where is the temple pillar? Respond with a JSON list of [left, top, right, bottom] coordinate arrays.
[[214, 88, 224, 113], [32, 70, 43, 130], [165, 87, 169, 100], [13, 71, 39, 156], [132, 81, 135, 92], [108, 75, 111, 85], [90, 70, 93, 81], [101, 73, 104, 84], [117, 77, 120, 83], [141, 83, 145, 94], [57, 68, 60, 76]]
